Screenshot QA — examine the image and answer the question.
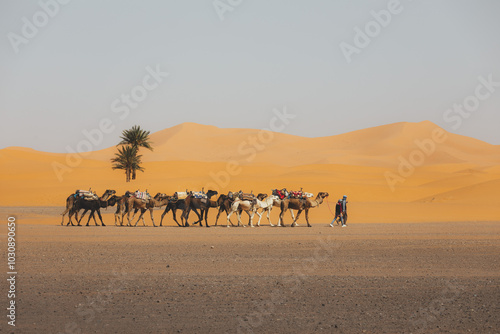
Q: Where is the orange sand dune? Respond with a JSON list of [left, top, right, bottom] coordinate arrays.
[[1, 121, 499, 223]]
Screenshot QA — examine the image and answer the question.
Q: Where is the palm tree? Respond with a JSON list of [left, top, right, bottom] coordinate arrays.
[[118, 125, 153, 179], [111, 146, 144, 182]]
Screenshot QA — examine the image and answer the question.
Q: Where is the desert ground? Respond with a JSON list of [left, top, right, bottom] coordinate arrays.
[[1, 121, 499, 333], [1, 206, 499, 333]]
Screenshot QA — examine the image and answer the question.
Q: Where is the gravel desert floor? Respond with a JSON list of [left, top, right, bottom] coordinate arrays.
[[1, 208, 499, 334]]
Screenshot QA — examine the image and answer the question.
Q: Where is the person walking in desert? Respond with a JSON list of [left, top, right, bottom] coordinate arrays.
[[330, 195, 348, 227]]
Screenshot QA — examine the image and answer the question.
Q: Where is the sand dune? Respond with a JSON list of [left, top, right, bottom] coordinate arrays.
[[1, 121, 498, 223]]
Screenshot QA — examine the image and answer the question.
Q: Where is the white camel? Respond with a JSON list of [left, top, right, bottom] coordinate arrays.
[[226, 198, 256, 227], [226, 194, 295, 227]]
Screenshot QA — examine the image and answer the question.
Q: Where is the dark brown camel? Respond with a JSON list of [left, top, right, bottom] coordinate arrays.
[[61, 189, 115, 225], [126, 193, 170, 227], [67, 194, 119, 227], [181, 190, 218, 227], [213, 194, 237, 227], [279, 192, 329, 227], [159, 197, 203, 227]]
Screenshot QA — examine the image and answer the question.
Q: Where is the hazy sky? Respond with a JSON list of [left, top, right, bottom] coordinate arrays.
[[1, 0, 499, 152]]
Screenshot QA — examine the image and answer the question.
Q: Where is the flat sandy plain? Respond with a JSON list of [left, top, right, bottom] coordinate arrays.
[[1, 207, 499, 334]]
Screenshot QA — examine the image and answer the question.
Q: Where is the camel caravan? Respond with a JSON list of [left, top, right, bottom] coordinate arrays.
[[61, 188, 329, 228]]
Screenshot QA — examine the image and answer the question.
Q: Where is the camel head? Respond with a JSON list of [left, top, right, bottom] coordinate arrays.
[[156, 194, 169, 201], [317, 192, 329, 199], [154, 192, 166, 200], [104, 195, 119, 207], [217, 194, 227, 204], [206, 190, 218, 198], [269, 195, 280, 203], [101, 189, 116, 200], [257, 193, 268, 200]]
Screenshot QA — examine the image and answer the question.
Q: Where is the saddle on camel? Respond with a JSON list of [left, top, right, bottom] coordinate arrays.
[[288, 188, 314, 200], [173, 191, 189, 200], [133, 190, 151, 203], [74, 189, 99, 201], [272, 188, 313, 200], [272, 188, 288, 200], [236, 191, 256, 201], [190, 190, 209, 204]]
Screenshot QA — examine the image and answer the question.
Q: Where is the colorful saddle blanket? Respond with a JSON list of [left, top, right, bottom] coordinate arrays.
[[272, 189, 287, 200], [288, 190, 314, 199], [134, 191, 151, 201], [192, 191, 207, 199]]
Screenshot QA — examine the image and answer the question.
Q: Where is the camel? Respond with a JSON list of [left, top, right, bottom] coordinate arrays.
[[270, 196, 295, 227], [113, 191, 134, 226], [213, 193, 239, 227], [67, 194, 119, 227], [252, 194, 281, 227], [126, 193, 170, 227], [279, 192, 329, 227], [61, 189, 115, 225], [159, 196, 201, 227], [224, 192, 293, 227], [181, 190, 218, 227], [226, 197, 258, 227]]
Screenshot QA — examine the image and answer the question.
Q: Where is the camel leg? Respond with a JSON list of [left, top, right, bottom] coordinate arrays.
[[215, 207, 223, 226], [150, 208, 156, 227], [194, 208, 204, 226], [136, 209, 147, 227], [267, 208, 274, 227], [255, 211, 263, 227], [236, 211, 243, 227], [160, 207, 170, 226], [91, 211, 99, 226], [293, 209, 300, 227], [79, 209, 89, 225], [204, 208, 210, 227], [224, 207, 235, 226], [183, 208, 191, 227], [61, 207, 69, 226], [305, 208, 311, 227], [96, 209, 105, 226], [127, 209, 133, 226], [180, 209, 186, 226], [134, 210, 143, 227], [171, 209, 182, 227], [279, 208, 286, 227], [130, 208, 139, 225], [67, 210, 76, 226], [226, 210, 235, 228], [132, 210, 140, 227], [122, 209, 128, 226], [129, 208, 141, 226], [84, 210, 94, 226], [245, 210, 254, 227], [292, 210, 303, 227]]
